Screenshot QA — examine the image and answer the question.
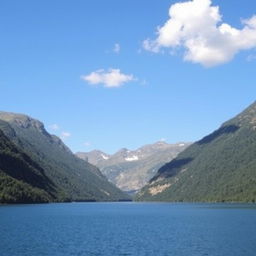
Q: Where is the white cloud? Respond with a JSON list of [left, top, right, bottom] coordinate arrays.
[[143, 0, 256, 67], [113, 43, 120, 53], [84, 141, 91, 147], [61, 132, 71, 140], [49, 124, 60, 131], [81, 69, 135, 88]]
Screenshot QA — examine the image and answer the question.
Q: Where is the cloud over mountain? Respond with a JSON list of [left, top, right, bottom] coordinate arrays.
[[49, 124, 60, 131], [61, 131, 71, 140]]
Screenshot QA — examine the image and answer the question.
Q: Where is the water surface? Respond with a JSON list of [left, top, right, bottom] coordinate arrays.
[[1, 202, 256, 256]]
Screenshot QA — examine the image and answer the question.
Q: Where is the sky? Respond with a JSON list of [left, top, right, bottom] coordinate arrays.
[[1, 0, 256, 154]]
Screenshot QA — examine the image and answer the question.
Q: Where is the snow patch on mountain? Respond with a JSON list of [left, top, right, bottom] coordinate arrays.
[[125, 155, 139, 161], [101, 154, 109, 160]]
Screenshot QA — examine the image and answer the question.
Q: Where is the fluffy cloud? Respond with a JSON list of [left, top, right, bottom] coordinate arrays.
[[113, 43, 121, 53], [81, 69, 135, 88], [61, 132, 71, 140], [49, 124, 60, 131], [143, 0, 256, 67]]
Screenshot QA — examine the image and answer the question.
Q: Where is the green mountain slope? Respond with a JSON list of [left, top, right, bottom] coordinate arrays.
[[136, 102, 256, 202], [0, 127, 55, 203], [0, 112, 129, 202]]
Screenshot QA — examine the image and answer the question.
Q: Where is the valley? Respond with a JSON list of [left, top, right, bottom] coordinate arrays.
[[76, 142, 190, 193]]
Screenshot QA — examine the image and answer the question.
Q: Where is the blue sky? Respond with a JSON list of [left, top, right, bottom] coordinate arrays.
[[1, 0, 256, 154]]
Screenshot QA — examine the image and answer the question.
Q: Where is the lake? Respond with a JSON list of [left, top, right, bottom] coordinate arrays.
[[0, 203, 256, 256]]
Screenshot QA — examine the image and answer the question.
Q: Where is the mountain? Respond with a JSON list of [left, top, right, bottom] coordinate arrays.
[[0, 112, 129, 203], [76, 141, 190, 193], [76, 150, 111, 166], [136, 102, 256, 203], [0, 126, 55, 203]]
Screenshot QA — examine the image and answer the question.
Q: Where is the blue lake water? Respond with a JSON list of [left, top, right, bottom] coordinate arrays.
[[0, 202, 256, 256]]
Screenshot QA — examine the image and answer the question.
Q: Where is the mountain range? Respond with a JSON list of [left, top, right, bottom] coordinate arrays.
[[136, 101, 256, 203], [76, 142, 191, 193], [1, 101, 256, 204], [0, 112, 129, 203]]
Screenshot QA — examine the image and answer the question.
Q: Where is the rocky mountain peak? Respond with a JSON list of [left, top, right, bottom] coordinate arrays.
[[0, 112, 46, 134], [76, 141, 191, 192]]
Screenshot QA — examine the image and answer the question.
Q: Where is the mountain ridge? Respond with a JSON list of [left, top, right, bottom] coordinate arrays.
[[136, 101, 256, 202], [76, 141, 191, 192], [0, 111, 130, 203]]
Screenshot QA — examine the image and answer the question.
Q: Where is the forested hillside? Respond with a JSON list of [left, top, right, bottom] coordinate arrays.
[[0, 113, 129, 203], [136, 102, 256, 202]]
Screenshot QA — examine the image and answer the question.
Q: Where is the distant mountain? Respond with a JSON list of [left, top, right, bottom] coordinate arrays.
[[136, 101, 256, 203], [0, 112, 129, 203], [76, 141, 190, 193], [77, 150, 111, 165]]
